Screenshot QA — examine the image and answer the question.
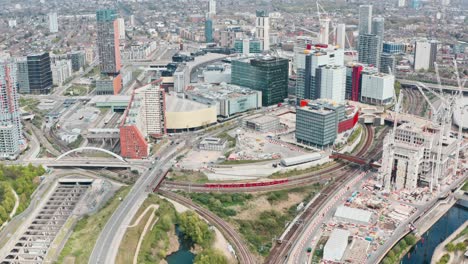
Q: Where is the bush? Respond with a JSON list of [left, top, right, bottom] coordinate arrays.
[[194, 249, 228, 264], [437, 253, 450, 264], [404, 234, 417, 245], [445, 242, 456, 252], [187, 192, 252, 218]]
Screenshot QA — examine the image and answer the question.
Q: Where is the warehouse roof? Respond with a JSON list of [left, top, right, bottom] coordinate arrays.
[[323, 229, 350, 262], [334, 205, 373, 224]]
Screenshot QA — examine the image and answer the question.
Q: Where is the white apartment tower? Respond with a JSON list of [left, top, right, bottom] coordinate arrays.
[[209, 0, 216, 16], [0, 60, 22, 159], [49, 12, 58, 33], [116, 18, 125, 40], [255, 10, 270, 51], [414, 40, 437, 71], [398, 0, 406, 7], [358, 5, 372, 36], [316, 65, 346, 103], [335, 23, 346, 49], [141, 84, 165, 137]]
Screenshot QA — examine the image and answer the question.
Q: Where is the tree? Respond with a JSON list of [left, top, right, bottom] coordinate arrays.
[[0, 205, 8, 221], [405, 234, 417, 245], [399, 239, 407, 249], [178, 211, 214, 247], [194, 249, 228, 264], [455, 242, 466, 251], [445, 242, 456, 252]]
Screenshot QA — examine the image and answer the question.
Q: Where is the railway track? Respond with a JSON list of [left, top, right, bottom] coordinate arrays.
[[162, 125, 376, 193], [157, 190, 256, 264], [264, 126, 376, 263]]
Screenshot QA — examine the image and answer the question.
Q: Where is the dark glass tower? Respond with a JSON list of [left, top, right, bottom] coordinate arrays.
[[27, 52, 53, 94]]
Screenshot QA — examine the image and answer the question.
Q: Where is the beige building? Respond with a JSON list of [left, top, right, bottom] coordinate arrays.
[[165, 94, 217, 132]]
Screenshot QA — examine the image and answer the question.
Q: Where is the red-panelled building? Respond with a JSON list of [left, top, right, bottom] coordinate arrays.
[[120, 125, 148, 159], [351, 65, 363, 102], [338, 111, 359, 133]]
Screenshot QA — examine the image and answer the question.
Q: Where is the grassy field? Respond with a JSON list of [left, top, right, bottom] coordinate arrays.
[[57, 186, 131, 264], [462, 181, 468, 192], [167, 170, 209, 183], [63, 85, 89, 96], [116, 198, 157, 264]]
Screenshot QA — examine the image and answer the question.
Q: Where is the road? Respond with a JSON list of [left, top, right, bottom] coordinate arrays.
[[88, 141, 183, 264]]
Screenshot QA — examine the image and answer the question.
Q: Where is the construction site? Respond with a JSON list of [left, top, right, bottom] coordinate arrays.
[[379, 63, 466, 193]]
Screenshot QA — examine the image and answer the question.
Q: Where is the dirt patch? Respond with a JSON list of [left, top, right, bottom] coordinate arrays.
[[166, 227, 180, 255], [235, 192, 306, 221]]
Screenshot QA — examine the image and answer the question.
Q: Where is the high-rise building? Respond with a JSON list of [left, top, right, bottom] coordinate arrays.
[[398, 0, 406, 7], [234, 38, 262, 54], [383, 42, 406, 54], [441, 0, 450, 6], [380, 53, 396, 74], [335, 23, 346, 49], [255, 10, 270, 51], [371, 17, 385, 48], [116, 18, 125, 40], [0, 60, 22, 159], [96, 9, 121, 74], [295, 45, 344, 100], [205, 18, 213, 43], [120, 82, 166, 159], [358, 34, 381, 69], [96, 9, 122, 95], [360, 72, 394, 105], [414, 40, 437, 71], [51, 60, 72, 86], [345, 64, 363, 101], [316, 65, 346, 103], [49, 12, 58, 33], [358, 5, 372, 36], [231, 56, 288, 106], [16, 58, 30, 94], [69, 51, 86, 72], [319, 18, 330, 45], [27, 52, 53, 94], [296, 100, 345, 148], [209, 0, 216, 16]]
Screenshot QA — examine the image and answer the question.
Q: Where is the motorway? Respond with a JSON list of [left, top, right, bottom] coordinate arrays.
[[88, 141, 183, 264]]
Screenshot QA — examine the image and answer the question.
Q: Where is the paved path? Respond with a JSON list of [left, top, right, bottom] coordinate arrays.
[[127, 204, 159, 228], [0, 187, 19, 230], [133, 214, 158, 264]]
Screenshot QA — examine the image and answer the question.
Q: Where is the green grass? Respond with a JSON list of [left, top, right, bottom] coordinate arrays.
[[183, 192, 253, 218], [382, 234, 417, 264], [67, 135, 83, 149], [64, 85, 89, 96], [347, 126, 362, 144], [57, 186, 131, 264], [461, 181, 468, 192], [217, 132, 236, 148], [167, 170, 209, 183]]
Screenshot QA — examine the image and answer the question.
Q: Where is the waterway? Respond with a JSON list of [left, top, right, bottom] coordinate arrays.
[[166, 225, 195, 264], [401, 201, 468, 264]]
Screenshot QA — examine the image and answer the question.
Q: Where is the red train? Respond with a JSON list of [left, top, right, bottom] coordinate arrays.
[[204, 179, 288, 189]]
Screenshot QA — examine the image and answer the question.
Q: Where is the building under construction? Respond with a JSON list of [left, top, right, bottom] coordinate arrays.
[[380, 123, 458, 190]]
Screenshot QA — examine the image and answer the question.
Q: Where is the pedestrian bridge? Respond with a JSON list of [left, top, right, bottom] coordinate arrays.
[[56, 147, 127, 162]]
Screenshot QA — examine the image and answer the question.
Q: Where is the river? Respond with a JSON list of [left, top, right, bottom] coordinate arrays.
[[401, 200, 468, 264], [166, 225, 195, 264]]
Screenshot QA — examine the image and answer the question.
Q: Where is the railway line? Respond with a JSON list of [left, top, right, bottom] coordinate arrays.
[[161, 124, 377, 193], [157, 190, 256, 264]]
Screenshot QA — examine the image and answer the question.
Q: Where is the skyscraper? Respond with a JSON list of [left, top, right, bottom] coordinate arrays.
[[398, 0, 406, 7], [209, 0, 216, 16], [255, 10, 270, 51], [96, 9, 122, 95], [27, 52, 53, 94], [0, 59, 22, 159], [371, 17, 385, 43], [358, 34, 381, 69], [414, 40, 437, 71], [205, 18, 213, 43], [49, 12, 58, 33], [116, 18, 125, 40], [335, 23, 346, 49], [231, 56, 288, 106], [358, 5, 372, 36], [316, 65, 346, 103], [295, 46, 344, 100], [411, 0, 421, 9], [380, 53, 396, 74]]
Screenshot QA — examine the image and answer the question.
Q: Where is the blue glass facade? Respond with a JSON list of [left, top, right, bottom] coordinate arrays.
[[383, 42, 405, 54], [205, 19, 213, 43]]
